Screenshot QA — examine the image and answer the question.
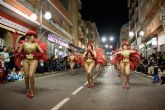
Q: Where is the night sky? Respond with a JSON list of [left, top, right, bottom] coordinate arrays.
[[80, 0, 128, 49]]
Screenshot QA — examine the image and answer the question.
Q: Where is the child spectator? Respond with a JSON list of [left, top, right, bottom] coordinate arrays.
[[7, 67, 19, 81]]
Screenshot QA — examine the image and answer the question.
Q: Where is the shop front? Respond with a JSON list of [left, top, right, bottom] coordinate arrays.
[[47, 34, 69, 58], [146, 37, 157, 58], [158, 31, 165, 52], [139, 43, 145, 58]]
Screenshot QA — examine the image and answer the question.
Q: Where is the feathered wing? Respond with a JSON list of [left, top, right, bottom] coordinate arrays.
[[129, 51, 141, 70], [111, 50, 123, 65], [111, 50, 141, 70], [95, 48, 107, 65]]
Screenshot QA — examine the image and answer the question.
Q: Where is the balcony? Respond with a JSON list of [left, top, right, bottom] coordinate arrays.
[[3, 0, 72, 40], [143, 11, 163, 40]]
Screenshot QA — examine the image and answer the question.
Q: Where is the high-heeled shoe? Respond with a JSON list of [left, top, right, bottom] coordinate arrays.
[[25, 90, 30, 97], [87, 82, 91, 88], [91, 82, 95, 88], [28, 91, 34, 98], [122, 82, 126, 89], [125, 83, 130, 89]]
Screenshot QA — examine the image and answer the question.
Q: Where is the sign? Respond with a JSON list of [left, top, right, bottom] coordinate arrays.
[[0, 16, 29, 33], [48, 34, 68, 48]]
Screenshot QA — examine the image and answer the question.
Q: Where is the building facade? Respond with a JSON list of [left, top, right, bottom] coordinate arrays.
[[128, 0, 165, 58], [0, 0, 83, 58]]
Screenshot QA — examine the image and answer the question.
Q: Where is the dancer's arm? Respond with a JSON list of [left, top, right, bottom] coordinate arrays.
[[36, 43, 43, 53], [75, 56, 77, 61], [93, 50, 97, 58], [83, 51, 87, 58]]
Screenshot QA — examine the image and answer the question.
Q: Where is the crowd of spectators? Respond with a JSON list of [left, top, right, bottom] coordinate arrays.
[[0, 47, 81, 84], [137, 52, 165, 84]]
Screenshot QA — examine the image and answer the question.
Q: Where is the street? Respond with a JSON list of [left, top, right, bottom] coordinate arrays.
[[0, 66, 165, 110]]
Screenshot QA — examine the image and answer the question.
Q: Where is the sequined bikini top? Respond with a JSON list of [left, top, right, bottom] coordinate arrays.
[[23, 43, 37, 54]]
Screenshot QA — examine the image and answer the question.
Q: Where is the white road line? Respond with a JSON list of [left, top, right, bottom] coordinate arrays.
[[83, 74, 98, 86], [84, 81, 88, 85], [51, 74, 99, 110], [71, 86, 84, 95], [51, 98, 70, 110]]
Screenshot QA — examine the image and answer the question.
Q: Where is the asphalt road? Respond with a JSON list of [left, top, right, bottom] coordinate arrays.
[[0, 66, 165, 110]]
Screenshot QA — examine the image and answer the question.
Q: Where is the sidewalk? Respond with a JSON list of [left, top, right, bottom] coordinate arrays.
[[134, 71, 154, 79]]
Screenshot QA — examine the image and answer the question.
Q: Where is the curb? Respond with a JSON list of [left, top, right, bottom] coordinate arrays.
[[134, 71, 154, 79]]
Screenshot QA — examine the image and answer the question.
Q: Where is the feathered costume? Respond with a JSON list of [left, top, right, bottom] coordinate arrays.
[[111, 41, 141, 70], [15, 30, 48, 68], [79, 43, 106, 66], [95, 48, 107, 65]]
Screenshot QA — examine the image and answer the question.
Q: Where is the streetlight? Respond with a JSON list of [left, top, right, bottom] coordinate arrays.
[[44, 11, 52, 20], [110, 37, 114, 41], [105, 44, 108, 48], [139, 31, 144, 36], [101, 37, 106, 42], [129, 31, 134, 37], [30, 13, 37, 21]]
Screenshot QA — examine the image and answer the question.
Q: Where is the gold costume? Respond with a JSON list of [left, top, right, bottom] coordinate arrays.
[[23, 43, 37, 64], [86, 57, 93, 66], [121, 50, 130, 63]]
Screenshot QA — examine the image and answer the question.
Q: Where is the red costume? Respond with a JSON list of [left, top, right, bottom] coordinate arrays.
[[111, 41, 141, 70], [15, 30, 48, 68]]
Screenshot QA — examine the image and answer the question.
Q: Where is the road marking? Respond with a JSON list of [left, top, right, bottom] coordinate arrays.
[[83, 74, 98, 86], [51, 98, 70, 110], [71, 86, 84, 95], [51, 74, 98, 110], [84, 82, 88, 85]]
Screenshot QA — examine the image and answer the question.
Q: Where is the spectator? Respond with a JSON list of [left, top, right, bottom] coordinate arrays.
[[148, 56, 155, 75], [7, 67, 19, 81], [0, 47, 10, 80]]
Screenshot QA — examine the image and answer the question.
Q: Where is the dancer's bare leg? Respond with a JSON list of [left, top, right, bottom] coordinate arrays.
[[87, 62, 95, 86], [23, 61, 30, 93], [125, 63, 130, 88], [120, 63, 126, 88], [29, 60, 38, 96], [117, 63, 121, 77], [84, 64, 90, 84], [70, 62, 75, 76]]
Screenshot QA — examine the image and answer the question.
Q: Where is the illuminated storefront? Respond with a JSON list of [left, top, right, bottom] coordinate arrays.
[[47, 34, 69, 58]]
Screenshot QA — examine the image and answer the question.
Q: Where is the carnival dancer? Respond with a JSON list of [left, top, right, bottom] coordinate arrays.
[[112, 41, 140, 89], [68, 52, 77, 76], [18, 30, 45, 98], [83, 43, 97, 88]]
